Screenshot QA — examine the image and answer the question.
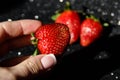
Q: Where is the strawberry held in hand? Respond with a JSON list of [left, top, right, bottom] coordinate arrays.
[[80, 17, 103, 47], [52, 2, 81, 44], [35, 23, 70, 55]]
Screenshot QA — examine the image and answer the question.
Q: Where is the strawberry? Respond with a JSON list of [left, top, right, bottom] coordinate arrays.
[[55, 10, 81, 44], [34, 23, 70, 55], [80, 17, 103, 47], [52, 1, 81, 44]]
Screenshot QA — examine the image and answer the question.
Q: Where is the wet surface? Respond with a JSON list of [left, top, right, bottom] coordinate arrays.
[[0, 0, 120, 80]]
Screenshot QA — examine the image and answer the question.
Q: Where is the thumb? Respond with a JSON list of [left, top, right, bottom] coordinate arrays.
[[8, 54, 57, 79]]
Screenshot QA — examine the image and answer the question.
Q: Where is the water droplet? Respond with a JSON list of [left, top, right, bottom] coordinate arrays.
[[29, 0, 34, 2], [36, 3, 40, 7], [89, 11, 94, 14], [118, 10, 120, 13], [34, 15, 39, 19], [59, 0, 64, 2], [8, 19, 12, 21], [115, 76, 118, 79], [110, 20, 114, 24], [94, 51, 109, 60], [110, 72, 114, 76], [98, 56, 102, 59], [114, 5, 118, 9], [21, 13, 25, 17], [67, 48, 70, 52], [114, 2, 118, 5], [101, 3, 105, 6], [111, 13, 115, 17], [117, 20, 120, 26], [97, 8, 102, 12], [102, 11, 107, 15], [18, 52, 21, 55], [87, 9, 90, 13]]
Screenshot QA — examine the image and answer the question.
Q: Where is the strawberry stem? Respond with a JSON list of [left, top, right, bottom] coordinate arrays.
[[31, 32, 34, 37], [30, 33, 39, 56], [33, 48, 39, 56], [64, 1, 71, 10], [51, 11, 61, 21], [31, 33, 38, 46]]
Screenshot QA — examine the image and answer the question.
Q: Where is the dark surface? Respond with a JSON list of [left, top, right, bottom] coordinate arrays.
[[0, 0, 120, 80]]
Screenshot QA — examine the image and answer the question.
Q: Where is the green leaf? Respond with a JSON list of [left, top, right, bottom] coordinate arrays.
[[51, 13, 60, 21], [86, 15, 99, 22], [51, 1, 72, 21], [64, 1, 71, 10]]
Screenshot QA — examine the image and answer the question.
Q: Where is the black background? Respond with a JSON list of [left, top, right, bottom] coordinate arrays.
[[0, 0, 120, 80]]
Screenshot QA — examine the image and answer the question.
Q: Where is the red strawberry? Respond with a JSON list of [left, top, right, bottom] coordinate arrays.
[[51, 1, 81, 44], [80, 18, 103, 47], [55, 10, 81, 44], [35, 23, 70, 55]]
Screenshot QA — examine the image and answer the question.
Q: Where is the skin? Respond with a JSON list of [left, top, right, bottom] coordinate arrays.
[[0, 19, 56, 80]]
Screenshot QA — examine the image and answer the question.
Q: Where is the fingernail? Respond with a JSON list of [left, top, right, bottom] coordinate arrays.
[[41, 54, 57, 69]]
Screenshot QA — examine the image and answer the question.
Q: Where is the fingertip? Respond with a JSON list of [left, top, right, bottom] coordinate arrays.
[[40, 54, 57, 69], [18, 19, 42, 34], [8, 54, 57, 79]]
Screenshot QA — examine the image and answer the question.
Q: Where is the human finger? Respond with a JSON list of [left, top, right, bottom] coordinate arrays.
[[0, 19, 41, 44], [8, 54, 57, 80]]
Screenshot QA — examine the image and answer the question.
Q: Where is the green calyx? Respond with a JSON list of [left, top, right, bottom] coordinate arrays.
[[86, 15, 99, 22], [86, 15, 109, 27], [51, 1, 72, 21], [30, 33, 39, 56], [64, 1, 71, 10], [31, 33, 38, 45], [51, 10, 61, 21]]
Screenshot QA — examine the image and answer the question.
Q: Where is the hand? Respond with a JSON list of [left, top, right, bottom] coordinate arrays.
[[0, 20, 57, 80]]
